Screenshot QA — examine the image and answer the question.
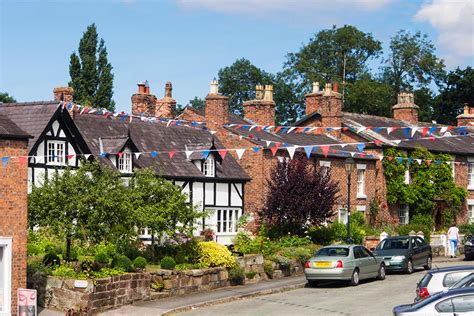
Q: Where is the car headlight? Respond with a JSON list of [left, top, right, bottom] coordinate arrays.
[[466, 241, 473, 246], [391, 256, 406, 261]]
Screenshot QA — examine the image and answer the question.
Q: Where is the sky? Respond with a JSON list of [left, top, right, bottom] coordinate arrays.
[[1, 0, 473, 113]]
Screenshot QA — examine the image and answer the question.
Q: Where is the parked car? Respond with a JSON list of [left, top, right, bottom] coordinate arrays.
[[414, 266, 474, 302], [464, 234, 474, 260], [304, 245, 385, 287], [373, 236, 431, 274], [393, 287, 474, 315], [451, 272, 474, 289]]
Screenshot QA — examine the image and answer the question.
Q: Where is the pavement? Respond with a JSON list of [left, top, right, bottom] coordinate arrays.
[[38, 255, 468, 316]]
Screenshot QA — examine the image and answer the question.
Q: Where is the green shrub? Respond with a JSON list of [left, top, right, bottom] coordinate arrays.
[[111, 255, 134, 272], [307, 226, 333, 245], [95, 243, 117, 259], [133, 256, 147, 269], [27, 243, 42, 256], [396, 224, 431, 243], [264, 260, 274, 278], [80, 259, 102, 273], [281, 247, 311, 265], [42, 252, 60, 267], [228, 266, 245, 285], [270, 255, 291, 269], [279, 235, 311, 247], [245, 271, 257, 279], [94, 251, 110, 265], [197, 241, 236, 268], [86, 268, 125, 279], [459, 224, 474, 235], [44, 243, 62, 256], [160, 256, 177, 270], [411, 214, 434, 230], [175, 263, 206, 270], [151, 281, 164, 291], [51, 264, 77, 278], [62, 246, 79, 261], [233, 232, 281, 256]]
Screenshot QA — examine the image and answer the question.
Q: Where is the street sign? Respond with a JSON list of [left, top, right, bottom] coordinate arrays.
[[17, 288, 37, 316]]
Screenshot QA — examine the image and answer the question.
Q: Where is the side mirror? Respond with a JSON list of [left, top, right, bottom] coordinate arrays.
[[370, 247, 376, 252]]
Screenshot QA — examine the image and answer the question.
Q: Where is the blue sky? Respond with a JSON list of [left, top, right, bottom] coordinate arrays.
[[1, 0, 472, 113]]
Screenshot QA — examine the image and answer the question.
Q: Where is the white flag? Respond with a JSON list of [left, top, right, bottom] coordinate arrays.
[[286, 146, 297, 159], [134, 152, 142, 160], [236, 149, 245, 159], [185, 150, 193, 159]]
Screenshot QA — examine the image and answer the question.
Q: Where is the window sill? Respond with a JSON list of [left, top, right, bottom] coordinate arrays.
[[357, 194, 367, 199], [468, 186, 474, 191]]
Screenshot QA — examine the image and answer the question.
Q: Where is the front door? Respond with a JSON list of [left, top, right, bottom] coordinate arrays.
[[0, 238, 12, 316]]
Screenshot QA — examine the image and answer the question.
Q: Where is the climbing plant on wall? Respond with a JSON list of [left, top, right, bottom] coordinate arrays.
[[383, 147, 466, 227]]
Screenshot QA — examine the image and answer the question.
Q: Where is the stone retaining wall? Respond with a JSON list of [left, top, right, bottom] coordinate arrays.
[[43, 273, 150, 313]]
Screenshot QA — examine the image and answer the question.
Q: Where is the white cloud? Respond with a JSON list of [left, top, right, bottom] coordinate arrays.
[[176, 0, 392, 15], [415, 0, 473, 62]]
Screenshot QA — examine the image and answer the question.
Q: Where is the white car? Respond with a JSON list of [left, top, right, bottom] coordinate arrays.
[[415, 266, 474, 302], [393, 288, 474, 315]]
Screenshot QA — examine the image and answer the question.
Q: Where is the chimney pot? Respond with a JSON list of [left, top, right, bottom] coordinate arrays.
[[312, 82, 320, 93], [137, 82, 147, 94], [323, 83, 332, 96], [256, 85, 264, 100], [165, 81, 173, 98], [210, 79, 219, 95], [332, 82, 339, 93], [263, 85, 273, 101]]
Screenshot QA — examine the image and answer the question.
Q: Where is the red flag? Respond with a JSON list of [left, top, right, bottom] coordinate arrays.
[[274, 126, 282, 133], [374, 140, 382, 146], [218, 150, 227, 160], [117, 152, 124, 158], [388, 156, 393, 161], [427, 137, 436, 141], [321, 145, 330, 158], [18, 156, 28, 167], [255, 126, 262, 132], [270, 143, 281, 156], [426, 160, 432, 166], [67, 154, 75, 160], [168, 150, 176, 159], [342, 127, 349, 132], [447, 126, 455, 131], [421, 127, 429, 137]]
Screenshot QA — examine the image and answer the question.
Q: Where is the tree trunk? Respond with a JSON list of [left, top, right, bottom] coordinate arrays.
[[66, 235, 72, 261]]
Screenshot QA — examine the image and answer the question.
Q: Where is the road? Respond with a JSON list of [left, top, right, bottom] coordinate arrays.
[[176, 261, 468, 316]]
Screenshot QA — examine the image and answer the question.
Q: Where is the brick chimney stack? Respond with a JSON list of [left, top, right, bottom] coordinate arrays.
[[304, 82, 342, 136], [131, 81, 158, 116], [243, 85, 276, 126], [155, 81, 177, 118], [456, 103, 474, 127], [205, 79, 229, 129], [392, 92, 419, 125], [53, 86, 74, 103]]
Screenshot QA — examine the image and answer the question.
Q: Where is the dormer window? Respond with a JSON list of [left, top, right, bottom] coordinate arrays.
[[118, 150, 132, 173], [203, 155, 215, 177]]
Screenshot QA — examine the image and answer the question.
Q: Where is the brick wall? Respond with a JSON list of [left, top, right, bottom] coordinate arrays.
[[0, 138, 29, 314], [242, 100, 275, 126], [393, 108, 419, 125]]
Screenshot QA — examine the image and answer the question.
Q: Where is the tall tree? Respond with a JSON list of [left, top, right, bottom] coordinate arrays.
[[433, 66, 474, 125], [259, 154, 339, 237], [0, 92, 16, 103], [283, 25, 382, 94], [189, 96, 205, 110], [69, 24, 115, 110], [382, 30, 445, 95]]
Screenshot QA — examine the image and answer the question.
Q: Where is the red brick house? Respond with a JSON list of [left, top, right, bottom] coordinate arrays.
[[0, 114, 31, 315]]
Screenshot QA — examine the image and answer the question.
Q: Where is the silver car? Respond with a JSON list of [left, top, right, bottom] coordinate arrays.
[[304, 245, 386, 286], [393, 288, 474, 315]]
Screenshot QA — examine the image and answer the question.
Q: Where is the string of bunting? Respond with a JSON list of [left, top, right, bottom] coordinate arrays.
[[1, 132, 472, 169], [60, 101, 472, 137]]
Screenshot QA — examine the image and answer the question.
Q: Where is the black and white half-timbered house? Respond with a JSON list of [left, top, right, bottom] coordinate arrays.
[[0, 98, 250, 245]]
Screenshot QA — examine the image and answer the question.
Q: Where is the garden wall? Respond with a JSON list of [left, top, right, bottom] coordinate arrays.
[[42, 273, 150, 313]]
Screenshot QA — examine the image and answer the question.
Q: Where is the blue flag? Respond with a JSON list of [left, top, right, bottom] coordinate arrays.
[[1, 157, 10, 168], [304, 146, 313, 158], [151, 151, 158, 158], [356, 143, 365, 152]]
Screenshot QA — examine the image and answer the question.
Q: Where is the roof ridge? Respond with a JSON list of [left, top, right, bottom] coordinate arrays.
[[0, 100, 58, 107]]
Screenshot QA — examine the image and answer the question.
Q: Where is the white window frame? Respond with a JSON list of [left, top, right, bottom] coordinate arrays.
[[468, 158, 474, 190], [357, 205, 366, 213], [0, 237, 12, 316], [117, 150, 132, 173], [468, 200, 474, 224], [319, 160, 331, 177], [356, 164, 367, 199], [338, 208, 348, 224], [404, 169, 410, 184], [203, 155, 215, 177], [46, 140, 65, 165], [399, 205, 409, 225], [216, 208, 241, 235]]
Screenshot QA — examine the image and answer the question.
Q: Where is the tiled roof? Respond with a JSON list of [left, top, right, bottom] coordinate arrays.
[[73, 113, 250, 181], [0, 101, 59, 150], [0, 113, 31, 139]]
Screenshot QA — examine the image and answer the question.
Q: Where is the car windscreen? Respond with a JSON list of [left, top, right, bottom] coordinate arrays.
[[451, 273, 474, 288], [419, 273, 433, 288], [315, 247, 349, 257], [377, 238, 409, 250]]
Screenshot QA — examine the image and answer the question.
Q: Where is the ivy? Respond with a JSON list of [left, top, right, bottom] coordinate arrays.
[[383, 147, 466, 226]]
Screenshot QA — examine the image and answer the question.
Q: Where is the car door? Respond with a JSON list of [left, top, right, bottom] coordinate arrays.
[[416, 237, 430, 263], [353, 247, 368, 279], [361, 246, 379, 277], [411, 237, 423, 266]]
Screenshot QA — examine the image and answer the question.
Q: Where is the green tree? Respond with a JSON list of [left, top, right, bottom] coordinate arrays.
[[189, 96, 205, 110], [283, 25, 382, 93], [128, 168, 203, 244], [433, 66, 474, 125], [28, 162, 131, 260], [382, 30, 445, 95], [69, 24, 115, 110], [413, 87, 435, 122], [0, 92, 16, 103]]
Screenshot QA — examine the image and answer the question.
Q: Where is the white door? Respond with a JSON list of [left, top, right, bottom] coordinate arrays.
[[0, 238, 12, 316]]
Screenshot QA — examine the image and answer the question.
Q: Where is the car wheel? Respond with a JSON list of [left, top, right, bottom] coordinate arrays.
[[377, 264, 386, 280], [424, 256, 432, 270], [349, 269, 360, 286], [406, 259, 413, 274], [307, 280, 318, 287]]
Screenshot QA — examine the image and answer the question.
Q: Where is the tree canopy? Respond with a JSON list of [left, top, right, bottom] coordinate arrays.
[[69, 24, 115, 110], [0, 92, 16, 103]]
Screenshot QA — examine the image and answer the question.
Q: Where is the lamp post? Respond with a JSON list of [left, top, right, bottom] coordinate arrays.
[[344, 157, 355, 243]]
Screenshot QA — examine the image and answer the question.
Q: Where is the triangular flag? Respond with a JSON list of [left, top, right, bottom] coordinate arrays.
[[19, 156, 28, 167], [440, 127, 448, 134], [396, 157, 404, 164], [340, 144, 347, 148], [134, 152, 142, 159], [201, 150, 210, 159], [388, 156, 393, 161], [411, 127, 418, 138], [67, 154, 75, 160], [415, 159, 422, 164], [436, 160, 441, 166], [287, 127, 296, 134], [356, 143, 365, 152], [321, 145, 330, 158], [394, 140, 401, 145], [426, 160, 432, 166], [350, 152, 356, 157], [428, 127, 437, 135], [185, 150, 193, 159], [421, 127, 429, 137], [407, 158, 413, 164], [270, 143, 281, 156], [265, 140, 272, 147], [84, 154, 91, 160], [357, 127, 366, 133], [274, 126, 282, 133], [218, 150, 227, 160], [1, 157, 10, 168], [117, 152, 124, 158], [404, 127, 411, 138], [100, 152, 107, 158], [286, 146, 297, 159], [379, 155, 384, 161], [304, 146, 313, 158], [150, 151, 158, 158], [235, 149, 245, 159], [249, 125, 256, 131], [387, 127, 396, 135], [252, 147, 260, 153], [168, 150, 176, 159]]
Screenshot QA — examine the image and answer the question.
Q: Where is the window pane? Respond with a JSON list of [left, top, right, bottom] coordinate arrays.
[[452, 295, 474, 313], [235, 210, 239, 232], [217, 210, 221, 233], [436, 299, 453, 313], [223, 210, 227, 232]]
